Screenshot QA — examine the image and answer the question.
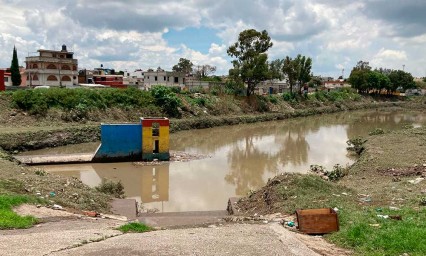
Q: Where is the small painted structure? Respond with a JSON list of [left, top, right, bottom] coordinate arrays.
[[92, 118, 169, 162], [141, 117, 170, 161]]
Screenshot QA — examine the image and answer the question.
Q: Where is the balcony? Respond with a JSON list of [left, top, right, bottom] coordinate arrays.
[[25, 56, 78, 65]]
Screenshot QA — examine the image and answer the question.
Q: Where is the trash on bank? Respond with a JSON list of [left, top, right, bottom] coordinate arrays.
[[296, 208, 339, 234]]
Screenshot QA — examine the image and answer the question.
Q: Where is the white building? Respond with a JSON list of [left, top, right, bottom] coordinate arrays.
[[143, 68, 185, 89], [124, 69, 144, 87], [25, 45, 78, 87]]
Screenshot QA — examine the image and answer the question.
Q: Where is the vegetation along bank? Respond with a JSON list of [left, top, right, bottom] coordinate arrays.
[[0, 87, 425, 256]]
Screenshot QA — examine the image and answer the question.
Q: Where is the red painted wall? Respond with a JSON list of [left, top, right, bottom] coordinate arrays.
[[0, 70, 5, 91]]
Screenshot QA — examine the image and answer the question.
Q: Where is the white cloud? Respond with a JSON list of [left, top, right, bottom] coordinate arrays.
[[0, 0, 426, 77]]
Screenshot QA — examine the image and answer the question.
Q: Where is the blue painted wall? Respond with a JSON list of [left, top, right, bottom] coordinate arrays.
[[92, 124, 142, 162]]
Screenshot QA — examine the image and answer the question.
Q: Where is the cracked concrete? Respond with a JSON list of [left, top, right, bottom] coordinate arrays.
[[2, 205, 348, 256], [0, 218, 123, 256]]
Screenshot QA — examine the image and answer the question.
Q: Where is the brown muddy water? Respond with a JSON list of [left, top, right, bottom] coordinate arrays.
[[21, 110, 426, 212]]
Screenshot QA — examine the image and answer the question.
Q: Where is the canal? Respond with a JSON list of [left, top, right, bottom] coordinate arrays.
[[21, 110, 426, 212]]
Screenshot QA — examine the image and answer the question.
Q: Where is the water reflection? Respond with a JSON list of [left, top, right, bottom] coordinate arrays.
[[34, 110, 426, 212]]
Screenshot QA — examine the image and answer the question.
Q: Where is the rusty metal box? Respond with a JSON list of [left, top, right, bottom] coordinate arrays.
[[296, 208, 339, 234]]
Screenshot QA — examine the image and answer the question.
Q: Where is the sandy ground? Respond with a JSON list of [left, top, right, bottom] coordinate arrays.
[[0, 205, 350, 256]]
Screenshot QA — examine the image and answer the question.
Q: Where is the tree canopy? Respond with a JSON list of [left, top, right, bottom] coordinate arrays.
[[296, 54, 312, 92], [282, 56, 300, 94], [227, 29, 273, 96], [172, 58, 193, 75], [349, 60, 415, 93], [10, 46, 21, 86]]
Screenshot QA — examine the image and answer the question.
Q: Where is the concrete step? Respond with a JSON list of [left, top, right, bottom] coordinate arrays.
[[15, 153, 94, 165], [138, 210, 229, 228]]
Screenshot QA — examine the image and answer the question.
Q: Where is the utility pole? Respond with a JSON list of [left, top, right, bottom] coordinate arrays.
[[402, 64, 405, 71]]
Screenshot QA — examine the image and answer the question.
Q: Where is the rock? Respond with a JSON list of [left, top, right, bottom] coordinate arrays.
[[262, 220, 269, 224], [389, 206, 400, 211], [83, 211, 98, 217], [408, 177, 424, 184], [208, 225, 217, 228], [52, 204, 63, 210]]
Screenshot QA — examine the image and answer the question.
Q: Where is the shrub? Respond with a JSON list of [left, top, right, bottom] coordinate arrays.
[[327, 164, 347, 181], [151, 86, 182, 118], [282, 92, 296, 102], [346, 137, 367, 155], [268, 95, 279, 104], [11, 87, 156, 116], [95, 180, 125, 198], [369, 128, 385, 135]]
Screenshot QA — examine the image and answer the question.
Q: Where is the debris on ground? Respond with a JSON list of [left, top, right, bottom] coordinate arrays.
[[133, 151, 210, 166]]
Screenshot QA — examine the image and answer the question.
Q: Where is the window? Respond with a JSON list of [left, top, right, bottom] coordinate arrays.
[[174, 77, 179, 83], [32, 64, 38, 69], [61, 65, 71, 70], [4, 77, 8, 82], [33, 74, 39, 81], [164, 76, 166, 81], [152, 122, 160, 136], [62, 76, 71, 81], [101, 77, 106, 81], [47, 75, 57, 81], [155, 76, 157, 81], [47, 64, 57, 69]]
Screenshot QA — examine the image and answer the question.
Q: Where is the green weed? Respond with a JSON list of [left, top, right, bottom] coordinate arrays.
[[0, 195, 39, 229], [118, 222, 152, 233]]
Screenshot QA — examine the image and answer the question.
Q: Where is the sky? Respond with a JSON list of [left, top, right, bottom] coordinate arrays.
[[0, 0, 425, 78]]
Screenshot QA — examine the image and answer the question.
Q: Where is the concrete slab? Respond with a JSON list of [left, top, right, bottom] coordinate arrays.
[[0, 218, 123, 256], [138, 210, 228, 228], [15, 153, 94, 165], [110, 199, 137, 220], [53, 223, 321, 256]]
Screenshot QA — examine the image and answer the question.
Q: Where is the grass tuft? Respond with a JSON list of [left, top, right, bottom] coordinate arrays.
[[0, 195, 39, 229], [118, 222, 152, 233]]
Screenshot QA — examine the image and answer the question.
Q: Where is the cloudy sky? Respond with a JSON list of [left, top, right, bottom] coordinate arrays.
[[1, 0, 425, 78]]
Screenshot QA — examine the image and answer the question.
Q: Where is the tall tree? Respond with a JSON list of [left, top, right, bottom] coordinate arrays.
[[388, 70, 416, 92], [227, 29, 273, 96], [10, 46, 21, 86], [172, 58, 193, 75], [348, 60, 371, 93], [269, 59, 284, 80], [296, 54, 312, 93], [195, 65, 217, 79], [282, 56, 300, 94]]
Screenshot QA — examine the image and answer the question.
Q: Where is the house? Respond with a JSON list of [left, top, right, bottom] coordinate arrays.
[[124, 69, 144, 87], [323, 80, 351, 90], [92, 67, 126, 88], [143, 67, 185, 90], [25, 45, 78, 87], [1, 67, 27, 87], [256, 79, 290, 95]]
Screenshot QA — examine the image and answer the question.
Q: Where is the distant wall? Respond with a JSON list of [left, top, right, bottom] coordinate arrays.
[[0, 70, 4, 91], [92, 124, 142, 162]]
